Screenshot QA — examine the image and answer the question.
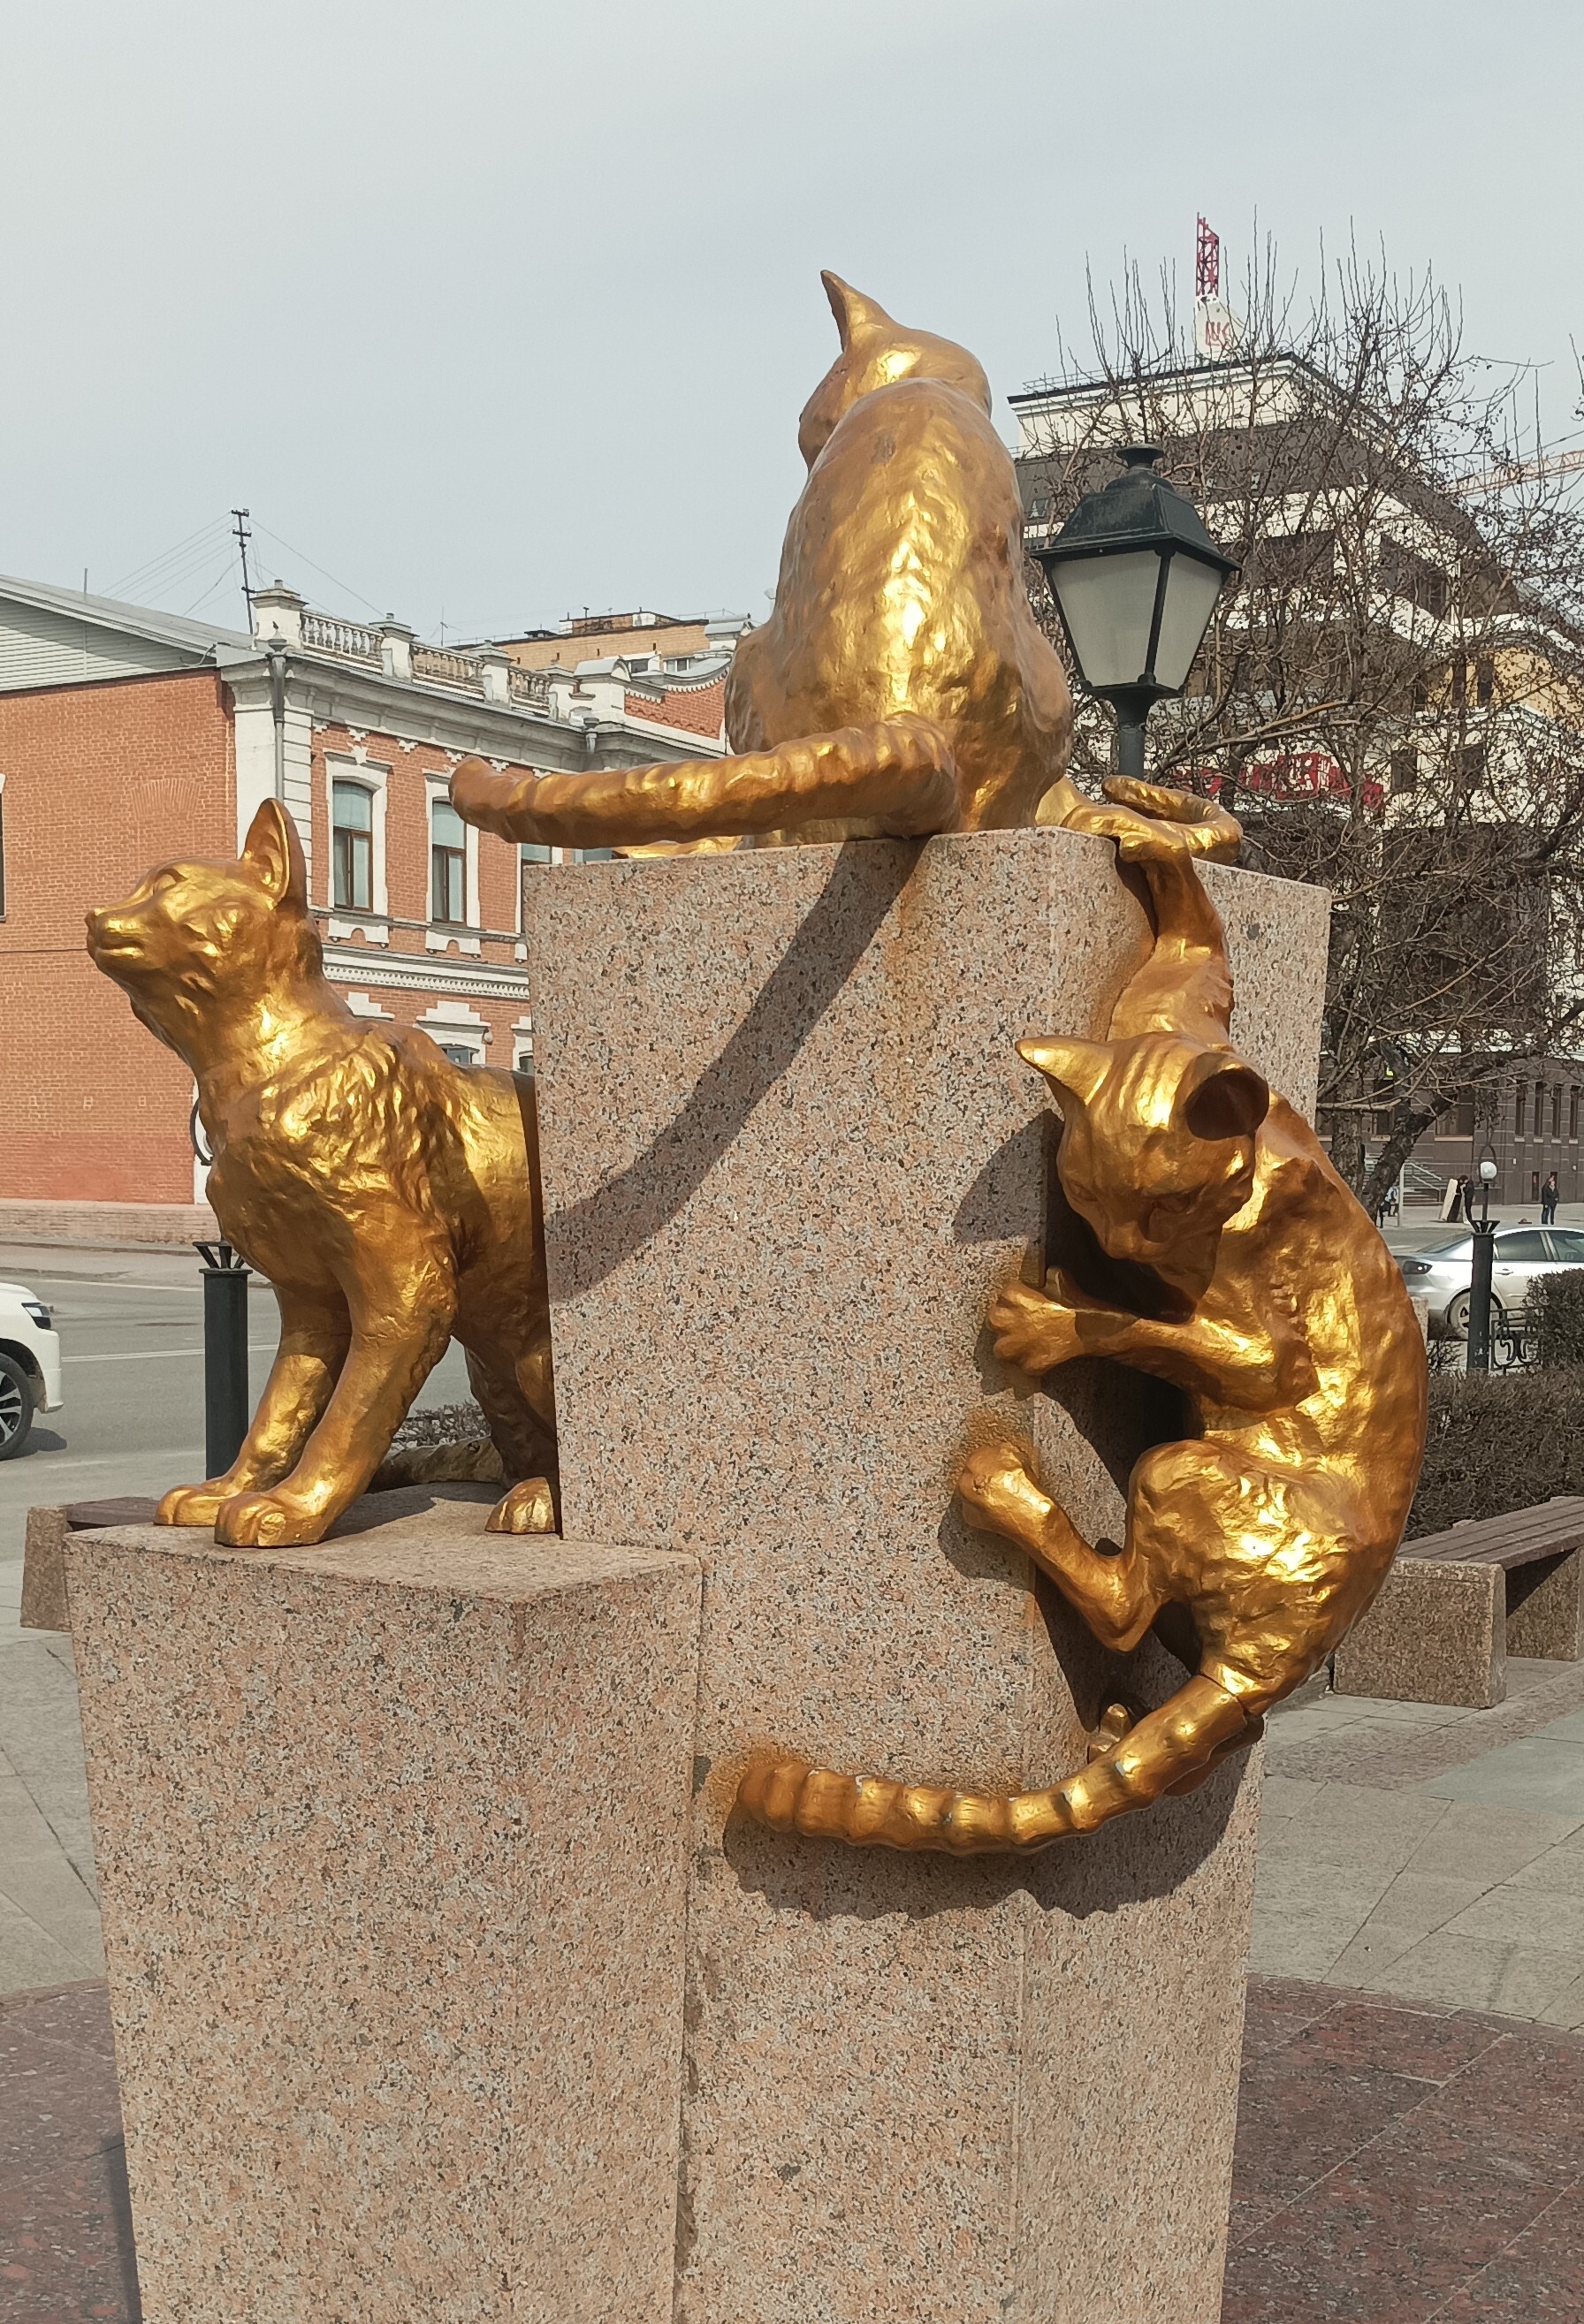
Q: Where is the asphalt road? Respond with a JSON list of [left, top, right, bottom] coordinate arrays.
[[0, 1239, 474, 1564]]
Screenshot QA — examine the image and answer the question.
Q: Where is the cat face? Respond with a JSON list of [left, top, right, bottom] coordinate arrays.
[[796, 272, 994, 468], [87, 800, 316, 1059], [1020, 1033, 1268, 1280]]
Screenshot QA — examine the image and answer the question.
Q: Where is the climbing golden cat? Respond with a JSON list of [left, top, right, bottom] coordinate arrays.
[[87, 801, 557, 1549], [448, 271, 1228, 862], [739, 780, 1428, 1852]]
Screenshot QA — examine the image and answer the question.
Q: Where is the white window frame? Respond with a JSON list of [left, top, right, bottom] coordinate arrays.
[[426, 776, 478, 938], [325, 754, 390, 939]]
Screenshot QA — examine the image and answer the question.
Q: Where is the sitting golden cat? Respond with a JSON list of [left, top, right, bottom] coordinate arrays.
[[451, 273, 1226, 860], [740, 780, 1428, 1851], [87, 801, 557, 1548]]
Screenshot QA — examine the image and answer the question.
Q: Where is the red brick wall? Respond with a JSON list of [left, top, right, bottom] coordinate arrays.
[[625, 676, 726, 739], [0, 672, 234, 1202]]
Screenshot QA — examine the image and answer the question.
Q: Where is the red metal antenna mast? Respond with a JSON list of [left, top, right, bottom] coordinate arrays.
[[1196, 216, 1220, 300]]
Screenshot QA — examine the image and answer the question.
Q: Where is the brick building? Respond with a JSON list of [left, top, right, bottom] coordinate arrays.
[[0, 571, 722, 1210]]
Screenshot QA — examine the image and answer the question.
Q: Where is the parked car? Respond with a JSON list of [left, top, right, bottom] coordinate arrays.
[[0, 1281, 63, 1456], [1396, 1227, 1584, 1339]]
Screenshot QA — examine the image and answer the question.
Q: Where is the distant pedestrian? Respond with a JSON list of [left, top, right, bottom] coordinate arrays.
[[1542, 1170, 1559, 1226], [1459, 1173, 1476, 1224]]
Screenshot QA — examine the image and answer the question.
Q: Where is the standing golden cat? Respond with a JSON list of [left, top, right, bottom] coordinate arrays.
[[740, 782, 1428, 1852], [87, 801, 557, 1548], [448, 272, 1227, 861]]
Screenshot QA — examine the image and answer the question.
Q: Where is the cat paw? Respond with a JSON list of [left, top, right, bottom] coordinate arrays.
[[956, 1443, 1046, 1538], [986, 1280, 1076, 1372], [485, 1477, 558, 1535], [213, 1491, 329, 1549], [155, 1483, 231, 1527]]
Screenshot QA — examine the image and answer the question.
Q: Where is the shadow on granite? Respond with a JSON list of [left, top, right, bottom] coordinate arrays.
[[4, 1972, 1581, 2323]]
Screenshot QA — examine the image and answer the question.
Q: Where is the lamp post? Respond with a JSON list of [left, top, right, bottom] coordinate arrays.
[[1031, 446, 1239, 776], [1466, 1152, 1500, 1374]]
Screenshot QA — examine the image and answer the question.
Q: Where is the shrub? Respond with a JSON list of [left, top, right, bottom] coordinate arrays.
[[1527, 1269, 1584, 1370], [1409, 1364, 1584, 1537]]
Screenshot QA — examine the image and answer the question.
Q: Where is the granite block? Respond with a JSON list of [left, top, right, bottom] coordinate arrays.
[[1333, 1556, 1505, 1709], [65, 1485, 702, 2324], [19, 1507, 68, 1633], [527, 826, 1329, 2323]]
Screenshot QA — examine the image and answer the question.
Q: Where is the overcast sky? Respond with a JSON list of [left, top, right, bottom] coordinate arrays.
[[4, 1, 1582, 642]]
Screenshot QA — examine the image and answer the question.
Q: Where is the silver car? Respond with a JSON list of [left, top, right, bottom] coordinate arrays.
[[1396, 1226, 1584, 1338]]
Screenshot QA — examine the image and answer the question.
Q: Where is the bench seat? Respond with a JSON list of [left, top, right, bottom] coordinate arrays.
[[1333, 1495, 1584, 1709]]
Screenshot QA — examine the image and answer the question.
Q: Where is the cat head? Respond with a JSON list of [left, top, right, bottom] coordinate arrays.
[[1020, 1030, 1268, 1285], [86, 799, 320, 1066], [796, 272, 994, 468]]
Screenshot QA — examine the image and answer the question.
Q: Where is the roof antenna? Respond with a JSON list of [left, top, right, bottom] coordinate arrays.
[[232, 508, 254, 632]]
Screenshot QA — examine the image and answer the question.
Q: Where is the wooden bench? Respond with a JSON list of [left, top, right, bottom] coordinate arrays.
[[20, 1497, 159, 1632], [1333, 1496, 1584, 1709]]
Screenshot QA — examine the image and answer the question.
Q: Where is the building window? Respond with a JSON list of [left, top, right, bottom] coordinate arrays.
[[1572, 1088, 1580, 1141], [1389, 748, 1418, 796], [521, 843, 552, 869], [430, 799, 468, 923], [1537, 1078, 1548, 1135], [331, 781, 374, 913], [1435, 1092, 1475, 1139], [1475, 656, 1496, 707], [0, 786, 5, 917], [1458, 741, 1487, 792], [1554, 1086, 1564, 1139], [577, 847, 615, 864], [1517, 1084, 1527, 1137]]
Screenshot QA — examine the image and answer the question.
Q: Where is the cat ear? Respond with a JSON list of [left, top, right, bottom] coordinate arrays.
[[1017, 1036, 1111, 1111], [1181, 1053, 1269, 1141], [241, 798, 308, 911], [820, 271, 895, 351]]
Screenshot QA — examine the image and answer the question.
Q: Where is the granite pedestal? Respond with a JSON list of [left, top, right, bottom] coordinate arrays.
[[70, 825, 1331, 2322], [527, 824, 1329, 2324]]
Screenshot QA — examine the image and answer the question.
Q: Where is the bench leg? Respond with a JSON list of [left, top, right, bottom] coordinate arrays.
[[1506, 1549, 1583, 1662], [1333, 1557, 1505, 1710]]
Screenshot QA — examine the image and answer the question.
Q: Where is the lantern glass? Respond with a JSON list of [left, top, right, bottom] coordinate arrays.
[[1047, 551, 1163, 691], [1151, 552, 1226, 692]]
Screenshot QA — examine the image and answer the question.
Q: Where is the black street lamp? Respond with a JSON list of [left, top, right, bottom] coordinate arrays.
[[1032, 445, 1239, 777]]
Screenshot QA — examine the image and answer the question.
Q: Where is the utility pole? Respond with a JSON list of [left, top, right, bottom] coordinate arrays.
[[232, 508, 255, 633]]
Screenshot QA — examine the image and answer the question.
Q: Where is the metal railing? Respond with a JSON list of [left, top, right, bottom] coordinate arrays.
[[301, 611, 382, 663]]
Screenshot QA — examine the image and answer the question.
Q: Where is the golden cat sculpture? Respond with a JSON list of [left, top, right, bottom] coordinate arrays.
[[447, 271, 1230, 862], [86, 800, 557, 1549], [739, 779, 1428, 1852]]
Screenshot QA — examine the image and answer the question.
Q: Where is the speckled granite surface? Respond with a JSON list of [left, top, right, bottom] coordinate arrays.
[[65, 1486, 701, 2323], [528, 827, 1330, 2324]]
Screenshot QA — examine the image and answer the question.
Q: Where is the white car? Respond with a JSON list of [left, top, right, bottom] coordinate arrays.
[[0, 1280, 63, 1457]]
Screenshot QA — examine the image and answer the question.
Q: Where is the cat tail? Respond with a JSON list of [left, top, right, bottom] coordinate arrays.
[[369, 1436, 506, 1492], [735, 1675, 1257, 1856]]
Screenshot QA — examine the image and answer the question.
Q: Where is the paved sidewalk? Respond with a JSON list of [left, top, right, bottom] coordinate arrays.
[[1253, 1664, 1584, 2024]]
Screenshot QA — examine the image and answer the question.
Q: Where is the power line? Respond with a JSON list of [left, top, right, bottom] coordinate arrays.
[[248, 521, 385, 618], [109, 515, 232, 600]]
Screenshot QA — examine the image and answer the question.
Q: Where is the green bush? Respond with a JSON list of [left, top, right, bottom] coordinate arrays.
[[1408, 1363, 1584, 1538], [1527, 1270, 1584, 1370]]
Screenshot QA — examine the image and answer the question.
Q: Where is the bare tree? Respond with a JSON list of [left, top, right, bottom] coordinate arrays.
[[1017, 238, 1584, 1208]]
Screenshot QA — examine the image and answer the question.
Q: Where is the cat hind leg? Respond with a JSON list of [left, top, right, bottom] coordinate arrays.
[[449, 716, 960, 851]]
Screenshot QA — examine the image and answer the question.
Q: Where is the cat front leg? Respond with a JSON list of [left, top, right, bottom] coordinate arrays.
[[985, 1279, 1085, 1374], [957, 1442, 1162, 1652], [156, 1286, 351, 1527], [215, 1238, 456, 1548]]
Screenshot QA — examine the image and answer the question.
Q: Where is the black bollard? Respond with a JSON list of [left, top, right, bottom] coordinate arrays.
[[1466, 1220, 1496, 1374], [194, 1240, 251, 1476]]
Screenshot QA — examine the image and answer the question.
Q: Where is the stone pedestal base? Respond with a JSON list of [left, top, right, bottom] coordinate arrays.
[[72, 829, 1332, 2322], [68, 1486, 700, 2324]]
